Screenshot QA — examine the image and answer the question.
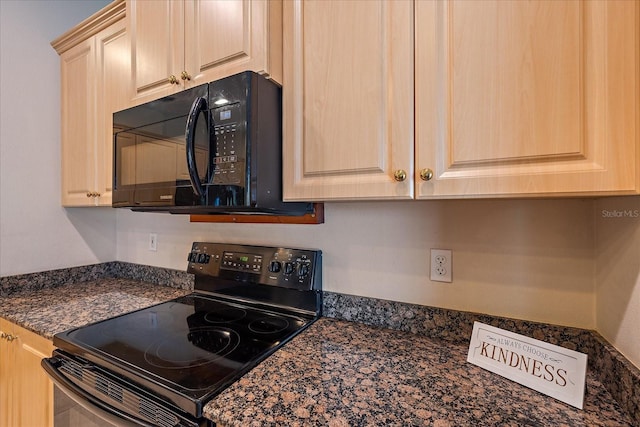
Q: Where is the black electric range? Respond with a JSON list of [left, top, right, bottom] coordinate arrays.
[[42, 243, 321, 427]]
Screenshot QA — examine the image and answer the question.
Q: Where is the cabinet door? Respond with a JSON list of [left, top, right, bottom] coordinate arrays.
[[60, 38, 97, 206], [283, 0, 414, 201], [12, 323, 54, 427], [416, 0, 639, 198], [0, 320, 54, 427], [95, 19, 130, 206], [0, 319, 14, 427], [184, 0, 282, 86], [129, 0, 184, 104]]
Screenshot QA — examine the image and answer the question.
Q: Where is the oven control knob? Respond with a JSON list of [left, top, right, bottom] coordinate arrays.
[[298, 263, 310, 277], [197, 253, 208, 263], [268, 260, 281, 273], [284, 262, 295, 275]]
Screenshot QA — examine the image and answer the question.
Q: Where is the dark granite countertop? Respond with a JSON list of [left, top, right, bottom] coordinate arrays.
[[205, 318, 634, 427], [0, 273, 636, 426], [0, 278, 190, 338]]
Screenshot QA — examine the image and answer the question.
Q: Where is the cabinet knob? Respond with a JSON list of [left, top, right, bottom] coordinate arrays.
[[181, 71, 191, 81], [86, 192, 92, 198], [419, 168, 434, 181], [168, 75, 179, 85], [393, 169, 407, 182]]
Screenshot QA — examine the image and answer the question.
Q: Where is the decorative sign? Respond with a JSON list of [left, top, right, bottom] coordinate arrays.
[[467, 322, 587, 409]]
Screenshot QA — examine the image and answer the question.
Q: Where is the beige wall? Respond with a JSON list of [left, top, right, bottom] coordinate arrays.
[[116, 198, 597, 328], [596, 196, 640, 368], [0, 0, 114, 277], [118, 196, 640, 368]]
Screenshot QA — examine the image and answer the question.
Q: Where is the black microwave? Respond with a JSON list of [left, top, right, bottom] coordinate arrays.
[[112, 71, 311, 215]]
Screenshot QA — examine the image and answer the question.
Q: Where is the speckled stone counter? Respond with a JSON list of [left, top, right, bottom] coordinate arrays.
[[204, 318, 634, 427], [0, 278, 190, 338], [0, 261, 193, 298], [1, 264, 637, 426]]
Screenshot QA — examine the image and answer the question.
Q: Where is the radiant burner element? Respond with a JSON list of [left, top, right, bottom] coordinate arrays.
[[144, 328, 240, 369], [248, 317, 290, 334]]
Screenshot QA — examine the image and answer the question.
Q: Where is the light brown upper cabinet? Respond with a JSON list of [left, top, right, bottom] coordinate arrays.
[[283, 0, 414, 200], [416, 0, 639, 198], [128, 0, 283, 105], [53, 0, 131, 206], [283, 0, 639, 201]]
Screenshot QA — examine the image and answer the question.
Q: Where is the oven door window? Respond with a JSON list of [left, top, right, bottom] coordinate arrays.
[[54, 386, 130, 427]]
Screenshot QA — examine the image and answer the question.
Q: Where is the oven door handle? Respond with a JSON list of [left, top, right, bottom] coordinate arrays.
[[185, 96, 209, 199], [41, 357, 153, 427]]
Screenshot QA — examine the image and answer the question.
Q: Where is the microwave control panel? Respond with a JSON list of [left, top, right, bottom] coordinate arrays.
[[212, 103, 244, 185]]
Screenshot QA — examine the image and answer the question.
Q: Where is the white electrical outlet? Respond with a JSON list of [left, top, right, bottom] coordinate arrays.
[[148, 233, 158, 251], [430, 249, 452, 283]]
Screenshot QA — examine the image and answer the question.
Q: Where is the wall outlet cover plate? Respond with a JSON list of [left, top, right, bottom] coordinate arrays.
[[430, 249, 452, 283]]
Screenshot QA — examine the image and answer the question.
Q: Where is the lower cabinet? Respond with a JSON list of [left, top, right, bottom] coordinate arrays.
[[0, 318, 54, 427]]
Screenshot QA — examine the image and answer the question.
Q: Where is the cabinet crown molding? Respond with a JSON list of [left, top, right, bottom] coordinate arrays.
[[51, 0, 125, 54]]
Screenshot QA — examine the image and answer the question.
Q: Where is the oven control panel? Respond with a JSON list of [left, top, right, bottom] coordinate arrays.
[[187, 242, 321, 291]]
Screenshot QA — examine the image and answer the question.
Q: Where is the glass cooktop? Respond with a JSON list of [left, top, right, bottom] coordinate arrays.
[[56, 294, 310, 398]]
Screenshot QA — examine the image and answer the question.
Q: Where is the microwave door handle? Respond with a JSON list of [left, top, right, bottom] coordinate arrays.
[[185, 96, 208, 198]]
